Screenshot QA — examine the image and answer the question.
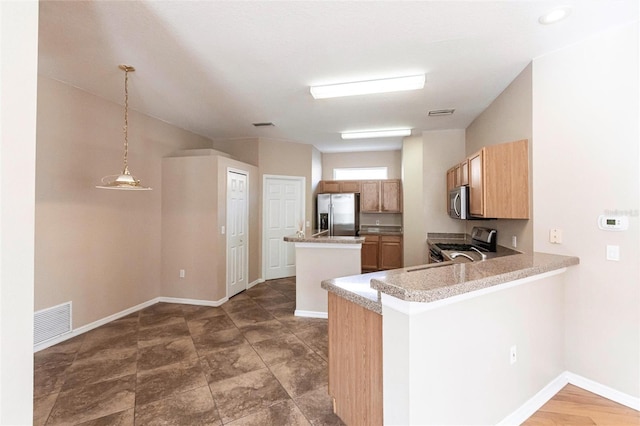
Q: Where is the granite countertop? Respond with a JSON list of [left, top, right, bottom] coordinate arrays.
[[322, 252, 579, 313], [370, 252, 579, 303], [284, 231, 365, 244]]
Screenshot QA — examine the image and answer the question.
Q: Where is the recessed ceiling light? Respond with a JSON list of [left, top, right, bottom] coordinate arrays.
[[538, 6, 572, 25], [310, 75, 425, 99], [341, 129, 412, 140], [428, 109, 455, 116]]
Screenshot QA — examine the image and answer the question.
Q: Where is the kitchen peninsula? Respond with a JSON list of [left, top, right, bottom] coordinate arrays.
[[322, 251, 579, 425], [284, 232, 364, 318]]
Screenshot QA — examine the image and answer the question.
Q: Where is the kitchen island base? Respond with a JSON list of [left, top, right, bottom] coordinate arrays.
[[328, 292, 383, 425]]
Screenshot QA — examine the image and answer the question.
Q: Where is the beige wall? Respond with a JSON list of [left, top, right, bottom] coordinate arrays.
[[532, 23, 639, 397], [401, 136, 426, 266], [35, 76, 212, 328], [1, 1, 38, 422], [321, 150, 401, 180], [464, 64, 533, 252], [422, 129, 467, 235], [212, 137, 259, 166]]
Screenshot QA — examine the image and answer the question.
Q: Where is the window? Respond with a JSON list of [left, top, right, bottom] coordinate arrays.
[[333, 167, 388, 180]]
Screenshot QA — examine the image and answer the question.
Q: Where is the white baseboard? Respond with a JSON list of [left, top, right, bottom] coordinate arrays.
[[498, 371, 640, 425], [566, 371, 640, 410], [294, 309, 328, 319], [247, 278, 264, 289], [158, 296, 228, 307], [34, 295, 228, 352], [497, 373, 569, 425]]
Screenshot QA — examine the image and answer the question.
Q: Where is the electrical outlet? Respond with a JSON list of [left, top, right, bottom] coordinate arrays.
[[179, 269, 186, 278], [376, 220, 380, 225], [549, 228, 562, 244], [510, 345, 517, 365], [511, 235, 517, 248]]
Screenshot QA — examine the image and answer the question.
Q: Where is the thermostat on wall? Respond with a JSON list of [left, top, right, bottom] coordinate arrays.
[[598, 215, 628, 231]]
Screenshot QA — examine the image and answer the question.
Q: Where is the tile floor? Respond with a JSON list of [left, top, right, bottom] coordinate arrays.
[[33, 277, 345, 425]]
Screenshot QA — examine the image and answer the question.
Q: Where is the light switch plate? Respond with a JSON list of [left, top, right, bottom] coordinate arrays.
[[606, 245, 620, 261]]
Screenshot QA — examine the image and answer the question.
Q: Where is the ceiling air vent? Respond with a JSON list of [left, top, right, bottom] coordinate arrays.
[[428, 109, 455, 116], [252, 122, 275, 127]]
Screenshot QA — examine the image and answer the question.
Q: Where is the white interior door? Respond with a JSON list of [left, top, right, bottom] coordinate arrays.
[[264, 176, 304, 279], [227, 170, 248, 298]]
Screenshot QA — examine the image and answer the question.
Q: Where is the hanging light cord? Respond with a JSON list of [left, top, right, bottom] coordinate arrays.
[[122, 67, 130, 174]]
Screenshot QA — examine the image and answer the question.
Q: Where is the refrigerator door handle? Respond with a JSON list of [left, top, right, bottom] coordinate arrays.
[[328, 203, 333, 236]]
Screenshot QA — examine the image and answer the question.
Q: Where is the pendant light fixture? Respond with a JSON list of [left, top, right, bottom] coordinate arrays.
[[96, 65, 151, 190]]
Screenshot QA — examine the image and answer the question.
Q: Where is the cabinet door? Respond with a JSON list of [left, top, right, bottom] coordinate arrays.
[[446, 167, 456, 214], [340, 180, 361, 193], [380, 236, 403, 270], [361, 235, 380, 272], [380, 180, 402, 213], [360, 181, 380, 212], [468, 150, 484, 217], [319, 180, 340, 193], [459, 160, 469, 186]]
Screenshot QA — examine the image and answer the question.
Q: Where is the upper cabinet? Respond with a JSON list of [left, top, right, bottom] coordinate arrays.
[[361, 179, 402, 213], [318, 179, 403, 213], [318, 180, 361, 194], [465, 139, 529, 219], [447, 139, 529, 219], [446, 160, 469, 214]]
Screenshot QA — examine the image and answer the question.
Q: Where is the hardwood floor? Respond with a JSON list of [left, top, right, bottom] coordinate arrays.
[[524, 384, 640, 425]]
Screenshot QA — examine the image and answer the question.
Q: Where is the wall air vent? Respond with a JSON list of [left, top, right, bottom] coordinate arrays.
[[252, 122, 275, 127], [34, 301, 72, 345], [428, 109, 455, 116]]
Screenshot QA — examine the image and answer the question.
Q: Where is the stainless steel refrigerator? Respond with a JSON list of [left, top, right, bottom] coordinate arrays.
[[317, 193, 360, 236]]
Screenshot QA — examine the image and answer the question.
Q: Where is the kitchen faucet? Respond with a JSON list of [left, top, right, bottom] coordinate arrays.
[[470, 246, 487, 261]]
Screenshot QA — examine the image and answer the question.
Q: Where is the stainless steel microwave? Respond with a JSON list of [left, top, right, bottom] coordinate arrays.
[[449, 186, 469, 219]]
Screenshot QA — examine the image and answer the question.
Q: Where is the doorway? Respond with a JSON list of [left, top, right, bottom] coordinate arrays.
[[227, 169, 249, 298], [263, 175, 305, 279]]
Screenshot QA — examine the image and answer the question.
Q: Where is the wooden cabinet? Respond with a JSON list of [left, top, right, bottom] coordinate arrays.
[[446, 167, 456, 214], [361, 234, 403, 272], [468, 139, 529, 219], [380, 235, 403, 270], [328, 292, 383, 426], [360, 181, 380, 212], [360, 179, 402, 213], [468, 150, 484, 217], [361, 235, 380, 272], [458, 159, 469, 186], [318, 180, 361, 193]]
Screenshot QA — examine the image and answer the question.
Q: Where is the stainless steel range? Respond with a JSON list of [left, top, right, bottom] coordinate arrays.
[[429, 227, 497, 263]]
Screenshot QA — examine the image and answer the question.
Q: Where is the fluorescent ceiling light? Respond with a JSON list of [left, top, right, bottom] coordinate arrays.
[[538, 6, 572, 25], [341, 129, 412, 140], [310, 75, 425, 99]]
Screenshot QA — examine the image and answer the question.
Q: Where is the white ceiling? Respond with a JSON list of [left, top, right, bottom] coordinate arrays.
[[38, 1, 638, 153]]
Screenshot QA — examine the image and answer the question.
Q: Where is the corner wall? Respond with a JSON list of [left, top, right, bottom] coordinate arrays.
[[0, 1, 38, 422], [532, 22, 639, 398], [422, 130, 466, 235]]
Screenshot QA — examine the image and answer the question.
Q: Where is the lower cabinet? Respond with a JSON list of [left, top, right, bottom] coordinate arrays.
[[361, 235, 403, 272], [328, 292, 383, 426]]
